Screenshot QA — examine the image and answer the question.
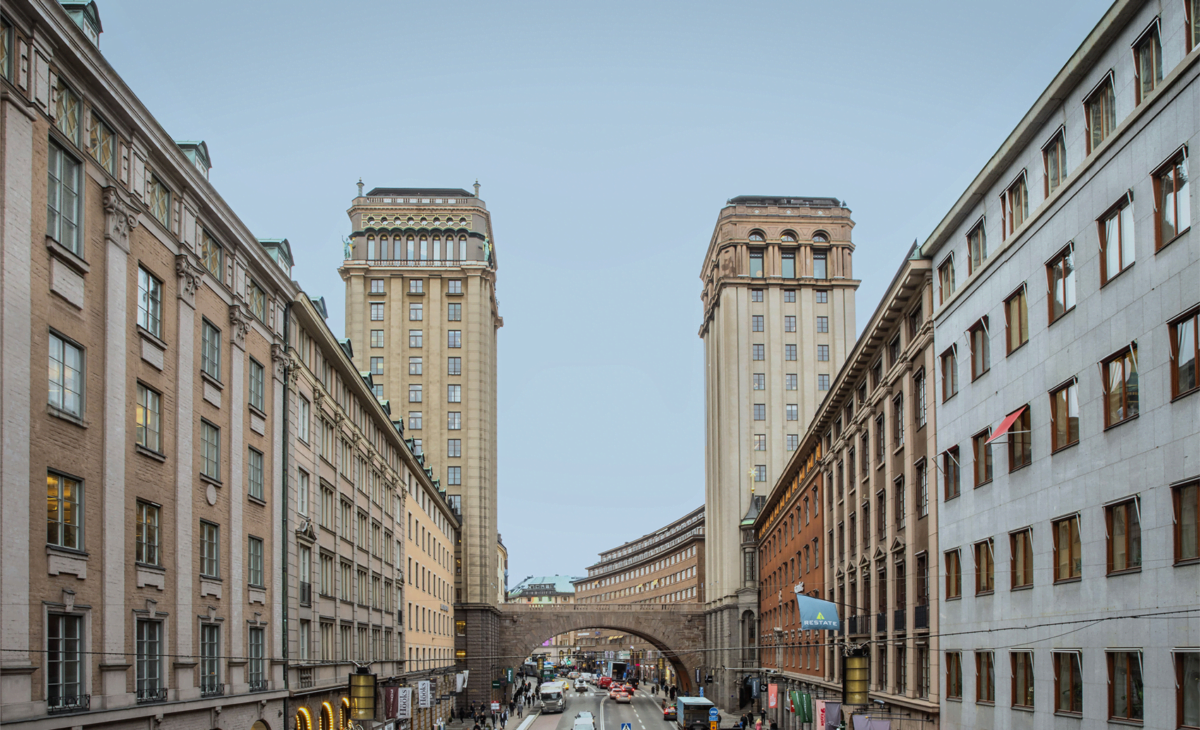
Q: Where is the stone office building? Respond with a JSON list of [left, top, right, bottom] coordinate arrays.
[[929, 1, 1199, 728], [338, 185, 502, 709], [699, 197, 859, 710], [818, 247, 939, 726], [0, 1, 293, 726]]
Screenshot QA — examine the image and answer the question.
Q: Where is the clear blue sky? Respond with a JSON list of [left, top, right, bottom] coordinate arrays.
[[100, 0, 1112, 585]]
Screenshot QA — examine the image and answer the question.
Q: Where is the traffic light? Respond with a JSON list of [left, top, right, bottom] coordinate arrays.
[[842, 646, 870, 706]]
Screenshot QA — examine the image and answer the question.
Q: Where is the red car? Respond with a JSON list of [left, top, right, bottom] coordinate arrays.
[[598, 677, 613, 689]]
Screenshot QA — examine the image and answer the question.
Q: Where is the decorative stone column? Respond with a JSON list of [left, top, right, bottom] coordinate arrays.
[[173, 253, 202, 697]]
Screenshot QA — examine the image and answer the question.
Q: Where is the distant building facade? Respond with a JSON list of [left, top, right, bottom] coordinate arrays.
[[573, 506, 705, 606], [928, 2, 1199, 729], [699, 197, 859, 710]]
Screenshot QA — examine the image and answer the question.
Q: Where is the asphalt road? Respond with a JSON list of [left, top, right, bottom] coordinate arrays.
[[527, 686, 673, 730]]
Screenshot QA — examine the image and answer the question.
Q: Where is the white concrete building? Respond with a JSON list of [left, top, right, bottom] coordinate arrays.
[[925, 1, 1200, 729]]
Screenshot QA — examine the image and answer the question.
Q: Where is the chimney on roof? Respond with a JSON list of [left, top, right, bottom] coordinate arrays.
[[473, 181, 480, 198], [357, 179, 364, 198]]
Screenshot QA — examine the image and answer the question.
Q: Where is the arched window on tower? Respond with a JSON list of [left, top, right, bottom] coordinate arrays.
[[781, 231, 798, 242], [459, 237, 468, 261], [366, 237, 375, 260], [420, 237, 428, 261], [749, 231, 765, 242], [812, 231, 830, 244], [407, 236, 415, 260], [433, 236, 441, 261]]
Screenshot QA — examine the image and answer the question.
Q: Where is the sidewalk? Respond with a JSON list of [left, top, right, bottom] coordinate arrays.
[[446, 707, 539, 730]]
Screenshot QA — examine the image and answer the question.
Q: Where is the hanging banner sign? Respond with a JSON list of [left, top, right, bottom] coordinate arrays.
[[418, 680, 432, 708], [397, 687, 413, 720], [794, 585, 841, 630], [768, 683, 778, 709]]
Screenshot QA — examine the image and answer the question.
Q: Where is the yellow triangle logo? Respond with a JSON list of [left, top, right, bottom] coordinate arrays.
[[816, 613, 824, 619]]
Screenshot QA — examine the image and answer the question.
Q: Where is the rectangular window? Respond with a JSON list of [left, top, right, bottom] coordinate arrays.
[[246, 280, 266, 323], [409, 329, 423, 348], [916, 459, 928, 517], [1012, 651, 1034, 708], [751, 315, 763, 332], [1100, 196, 1136, 284], [1086, 76, 1117, 152], [974, 540, 994, 594], [1106, 498, 1141, 574], [371, 330, 384, 348], [817, 344, 829, 361], [448, 303, 462, 322], [976, 651, 995, 703], [946, 652, 962, 699], [938, 257, 956, 304], [249, 448, 264, 500], [749, 250, 764, 278], [754, 404, 766, 421], [249, 358, 265, 411], [893, 394, 904, 446], [972, 430, 993, 486], [200, 520, 220, 577], [941, 347, 958, 400], [752, 344, 764, 361], [370, 279, 385, 294], [753, 434, 766, 451], [137, 267, 163, 338], [970, 318, 990, 380], [248, 536, 264, 586], [1056, 648, 1084, 710], [813, 252, 827, 279], [967, 221, 987, 273], [320, 488, 334, 531], [754, 465, 766, 483], [1002, 175, 1029, 239], [945, 549, 961, 599], [297, 469, 309, 516], [199, 230, 223, 280], [785, 374, 797, 390], [54, 80, 81, 145], [135, 384, 161, 453], [1006, 288, 1029, 354], [46, 613, 82, 711], [448, 466, 461, 486], [47, 141, 83, 254], [408, 411, 422, 430], [1007, 406, 1032, 471], [448, 330, 462, 348], [784, 315, 797, 333], [371, 303, 385, 321], [409, 384, 422, 403], [1108, 651, 1143, 722], [448, 357, 462, 375], [786, 290, 798, 303], [409, 303, 423, 321], [246, 626, 265, 690], [914, 371, 927, 428], [1044, 130, 1067, 196], [1157, 152, 1192, 249], [135, 619, 163, 701], [409, 279, 424, 294], [201, 320, 221, 381], [1135, 27, 1162, 103], [786, 404, 798, 421], [136, 501, 160, 566], [1050, 379, 1080, 451], [1176, 481, 1199, 563], [781, 253, 795, 278], [752, 373, 765, 390], [1104, 345, 1139, 426], [298, 397, 310, 443], [47, 471, 83, 550], [816, 316, 829, 333], [147, 175, 171, 229], [1053, 516, 1081, 582], [200, 624, 220, 695], [786, 434, 799, 452], [370, 357, 383, 376], [448, 412, 461, 430], [448, 438, 461, 457], [751, 289, 763, 302], [448, 384, 461, 402], [786, 344, 797, 361], [85, 112, 117, 179], [1011, 528, 1033, 589], [1048, 244, 1076, 323], [48, 332, 85, 418], [943, 449, 962, 500]]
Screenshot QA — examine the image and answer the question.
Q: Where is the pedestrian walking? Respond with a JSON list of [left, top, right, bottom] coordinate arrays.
[[754, 720, 762, 730]]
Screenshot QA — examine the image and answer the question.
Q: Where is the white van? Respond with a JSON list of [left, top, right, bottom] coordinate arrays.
[[540, 681, 567, 713]]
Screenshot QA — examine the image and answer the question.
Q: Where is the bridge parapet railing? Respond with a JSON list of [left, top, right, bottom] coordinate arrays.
[[500, 603, 700, 612]]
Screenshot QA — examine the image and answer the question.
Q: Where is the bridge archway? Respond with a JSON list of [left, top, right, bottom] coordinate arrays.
[[497, 605, 706, 697]]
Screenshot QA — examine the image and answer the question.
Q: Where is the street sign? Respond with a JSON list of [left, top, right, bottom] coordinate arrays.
[[698, 687, 704, 697], [492, 702, 500, 712], [710, 723, 718, 730], [622, 724, 632, 730], [506, 668, 514, 683], [709, 708, 719, 722]]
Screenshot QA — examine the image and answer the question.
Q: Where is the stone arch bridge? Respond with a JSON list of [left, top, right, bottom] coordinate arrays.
[[497, 604, 707, 694]]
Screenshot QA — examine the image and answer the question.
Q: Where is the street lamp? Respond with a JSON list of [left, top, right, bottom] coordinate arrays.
[[349, 665, 378, 722]]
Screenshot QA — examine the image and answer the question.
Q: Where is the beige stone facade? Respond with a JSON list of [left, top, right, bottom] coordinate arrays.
[[574, 507, 705, 606], [698, 197, 859, 710], [0, 1, 293, 726]]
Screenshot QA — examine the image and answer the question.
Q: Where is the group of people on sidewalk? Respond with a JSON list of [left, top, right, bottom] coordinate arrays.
[[737, 709, 777, 730], [450, 679, 540, 730]]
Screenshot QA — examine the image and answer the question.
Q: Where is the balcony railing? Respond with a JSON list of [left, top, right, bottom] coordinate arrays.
[[300, 581, 312, 606], [915, 604, 929, 630], [894, 609, 906, 632], [298, 668, 314, 689], [47, 694, 90, 714], [249, 679, 269, 693], [136, 686, 168, 704], [200, 681, 224, 698], [876, 612, 886, 633]]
